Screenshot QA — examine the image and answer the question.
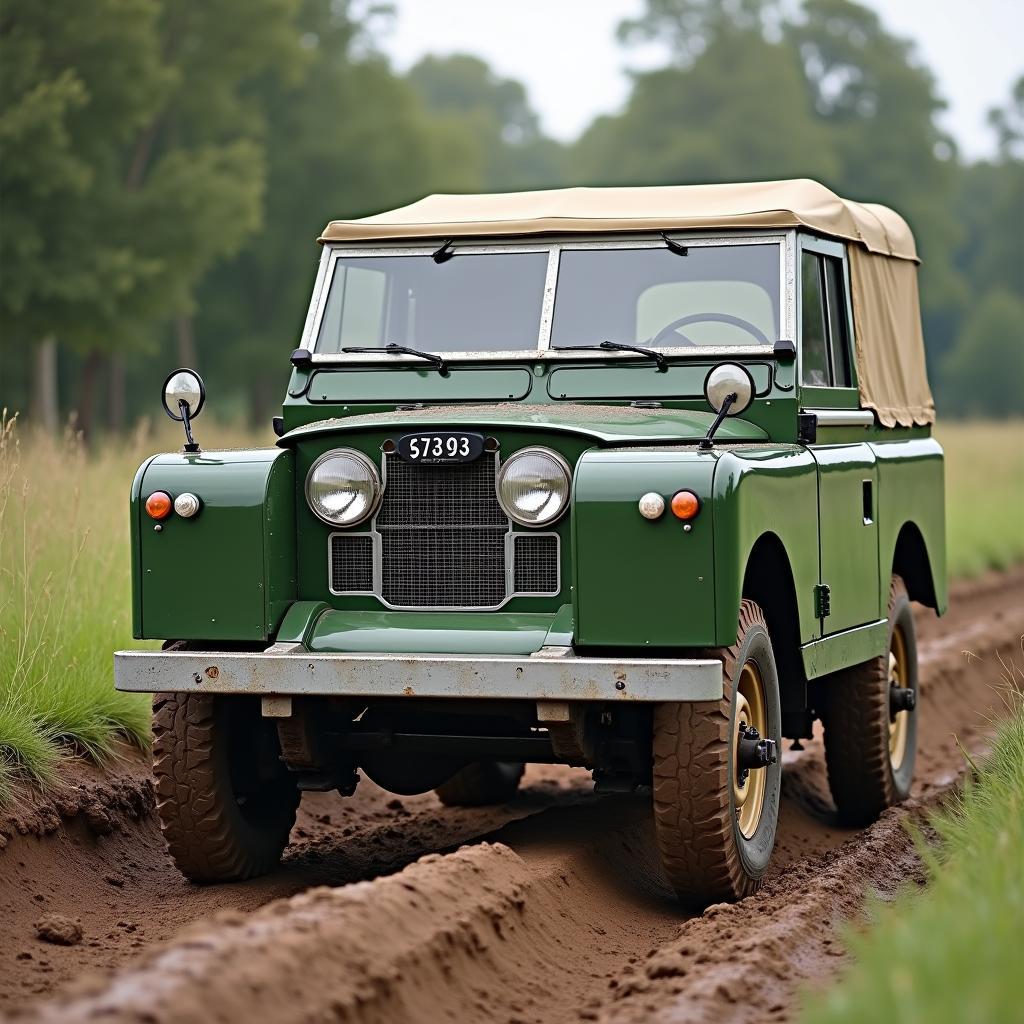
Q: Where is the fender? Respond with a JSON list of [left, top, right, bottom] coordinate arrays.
[[871, 437, 947, 614], [572, 447, 718, 648], [132, 448, 296, 641], [711, 445, 821, 646]]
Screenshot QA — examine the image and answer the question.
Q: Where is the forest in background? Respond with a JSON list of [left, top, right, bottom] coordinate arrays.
[[1, 0, 1021, 435]]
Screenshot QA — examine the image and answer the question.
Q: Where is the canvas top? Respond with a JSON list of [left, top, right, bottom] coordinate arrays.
[[320, 178, 918, 261]]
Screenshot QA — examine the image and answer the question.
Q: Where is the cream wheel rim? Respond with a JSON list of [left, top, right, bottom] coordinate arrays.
[[733, 661, 768, 839], [889, 625, 910, 771]]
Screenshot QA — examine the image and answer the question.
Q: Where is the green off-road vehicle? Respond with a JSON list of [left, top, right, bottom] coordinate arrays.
[[116, 179, 945, 905]]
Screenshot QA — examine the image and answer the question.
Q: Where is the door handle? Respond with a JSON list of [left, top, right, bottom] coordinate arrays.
[[862, 479, 873, 524]]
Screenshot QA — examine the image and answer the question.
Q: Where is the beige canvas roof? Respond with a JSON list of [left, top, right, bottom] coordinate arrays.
[[320, 178, 918, 261]]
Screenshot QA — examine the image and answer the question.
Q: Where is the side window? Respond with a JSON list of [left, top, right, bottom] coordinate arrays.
[[801, 250, 853, 388], [800, 252, 830, 386], [822, 256, 852, 387]]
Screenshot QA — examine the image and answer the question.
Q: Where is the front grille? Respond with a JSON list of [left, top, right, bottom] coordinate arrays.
[[330, 534, 374, 593], [513, 534, 559, 594], [377, 455, 508, 608]]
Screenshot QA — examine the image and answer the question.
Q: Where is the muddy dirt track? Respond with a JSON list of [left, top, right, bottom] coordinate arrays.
[[2, 569, 1022, 1023]]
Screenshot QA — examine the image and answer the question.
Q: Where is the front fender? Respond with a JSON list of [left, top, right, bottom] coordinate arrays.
[[711, 445, 820, 645], [572, 448, 717, 648], [131, 448, 296, 642]]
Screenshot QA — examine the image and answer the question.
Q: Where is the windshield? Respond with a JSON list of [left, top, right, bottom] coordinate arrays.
[[315, 252, 549, 353], [550, 243, 780, 349]]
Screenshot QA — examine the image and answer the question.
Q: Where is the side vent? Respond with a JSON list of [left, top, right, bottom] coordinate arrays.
[[330, 534, 374, 593], [513, 534, 559, 595]]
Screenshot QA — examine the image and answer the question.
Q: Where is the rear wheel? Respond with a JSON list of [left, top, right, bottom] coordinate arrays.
[[821, 575, 918, 825], [152, 693, 299, 883], [652, 600, 782, 907], [434, 761, 524, 807]]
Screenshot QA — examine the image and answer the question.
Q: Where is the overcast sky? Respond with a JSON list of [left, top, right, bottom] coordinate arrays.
[[380, 0, 1022, 160]]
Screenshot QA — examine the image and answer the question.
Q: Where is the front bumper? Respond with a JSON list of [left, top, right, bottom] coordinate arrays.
[[113, 645, 722, 703]]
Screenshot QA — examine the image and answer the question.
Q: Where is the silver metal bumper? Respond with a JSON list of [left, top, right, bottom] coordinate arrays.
[[113, 645, 722, 703]]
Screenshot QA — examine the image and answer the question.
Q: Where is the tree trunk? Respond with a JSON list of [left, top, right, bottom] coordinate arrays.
[[109, 355, 126, 433], [31, 336, 60, 432], [77, 351, 104, 443], [175, 313, 197, 366]]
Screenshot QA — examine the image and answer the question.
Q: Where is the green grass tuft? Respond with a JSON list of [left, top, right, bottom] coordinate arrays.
[[802, 657, 1024, 1024]]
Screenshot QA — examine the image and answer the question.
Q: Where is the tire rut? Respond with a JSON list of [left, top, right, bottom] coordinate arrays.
[[3, 567, 1022, 1023]]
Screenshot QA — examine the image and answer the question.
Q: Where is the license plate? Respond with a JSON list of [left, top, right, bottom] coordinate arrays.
[[396, 432, 485, 464]]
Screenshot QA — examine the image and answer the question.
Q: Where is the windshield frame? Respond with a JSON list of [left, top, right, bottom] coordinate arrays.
[[299, 230, 795, 364]]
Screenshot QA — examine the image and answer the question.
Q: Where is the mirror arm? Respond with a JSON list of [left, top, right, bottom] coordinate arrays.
[[699, 392, 737, 450], [179, 400, 201, 454]]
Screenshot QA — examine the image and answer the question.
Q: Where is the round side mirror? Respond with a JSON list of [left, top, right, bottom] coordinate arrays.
[[703, 363, 754, 416], [162, 368, 205, 422]]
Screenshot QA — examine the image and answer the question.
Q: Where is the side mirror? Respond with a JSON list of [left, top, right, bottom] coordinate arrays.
[[703, 362, 754, 416], [162, 368, 205, 453], [699, 363, 755, 450]]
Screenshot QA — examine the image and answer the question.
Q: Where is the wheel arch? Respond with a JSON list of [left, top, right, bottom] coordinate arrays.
[[891, 520, 939, 611], [741, 532, 809, 738]]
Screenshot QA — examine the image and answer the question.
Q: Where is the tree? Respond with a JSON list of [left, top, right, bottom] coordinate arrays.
[[939, 291, 1024, 418], [406, 54, 565, 190], [0, 0, 170, 427], [573, 26, 837, 186], [786, 0, 962, 356], [192, 2, 487, 424], [0, 0, 304, 434]]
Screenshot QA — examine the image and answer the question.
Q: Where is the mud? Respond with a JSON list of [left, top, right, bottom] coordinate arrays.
[[2, 567, 1021, 1023]]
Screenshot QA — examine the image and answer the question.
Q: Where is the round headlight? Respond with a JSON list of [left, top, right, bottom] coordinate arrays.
[[306, 449, 381, 527], [497, 447, 571, 527]]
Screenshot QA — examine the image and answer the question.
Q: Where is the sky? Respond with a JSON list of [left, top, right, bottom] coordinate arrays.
[[379, 0, 1023, 160]]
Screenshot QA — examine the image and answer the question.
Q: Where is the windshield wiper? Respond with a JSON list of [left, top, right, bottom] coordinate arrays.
[[342, 342, 450, 377], [551, 340, 668, 373]]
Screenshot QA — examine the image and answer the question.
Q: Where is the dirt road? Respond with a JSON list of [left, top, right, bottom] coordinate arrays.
[[2, 569, 1021, 1023]]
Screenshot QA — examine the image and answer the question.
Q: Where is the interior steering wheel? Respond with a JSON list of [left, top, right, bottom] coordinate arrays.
[[648, 312, 771, 348]]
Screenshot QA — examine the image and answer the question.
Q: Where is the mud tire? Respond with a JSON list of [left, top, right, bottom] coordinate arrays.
[[821, 575, 918, 826], [152, 693, 299, 883], [434, 761, 525, 807], [652, 599, 782, 908]]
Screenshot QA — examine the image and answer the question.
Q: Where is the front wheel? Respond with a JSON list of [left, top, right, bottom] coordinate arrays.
[[652, 600, 782, 907], [152, 693, 299, 883]]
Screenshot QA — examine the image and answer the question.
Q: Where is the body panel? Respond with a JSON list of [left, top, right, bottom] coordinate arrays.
[[135, 449, 295, 641], [572, 449, 717, 647], [810, 442, 881, 631], [711, 445, 822, 645]]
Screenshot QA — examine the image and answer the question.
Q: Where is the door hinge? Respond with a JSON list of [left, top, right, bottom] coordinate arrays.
[[814, 583, 831, 619]]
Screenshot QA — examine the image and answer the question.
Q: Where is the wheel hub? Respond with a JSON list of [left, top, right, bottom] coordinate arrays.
[[888, 626, 912, 771], [732, 663, 770, 839]]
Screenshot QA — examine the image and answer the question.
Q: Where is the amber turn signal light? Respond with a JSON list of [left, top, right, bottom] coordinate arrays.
[[145, 491, 173, 520], [670, 490, 701, 521]]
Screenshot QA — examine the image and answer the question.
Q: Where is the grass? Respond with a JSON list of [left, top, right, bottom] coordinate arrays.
[[0, 416, 1020, 804], [939, 419, 1024, 577], [802, 656, 1024, 1024]]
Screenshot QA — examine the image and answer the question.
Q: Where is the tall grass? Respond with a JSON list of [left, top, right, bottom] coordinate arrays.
[[802, 656, 1024, 1024], [0, 413, 153, 802], [939, 420, 1024, 577]]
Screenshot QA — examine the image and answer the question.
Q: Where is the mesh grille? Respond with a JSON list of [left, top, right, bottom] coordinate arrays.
[[378, 455, 508, 608], [513, 534, 559, 594], [330, 534, 374, 593]]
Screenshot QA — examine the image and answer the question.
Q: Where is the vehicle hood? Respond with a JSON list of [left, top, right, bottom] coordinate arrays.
[[278, 403, 768, 447]]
